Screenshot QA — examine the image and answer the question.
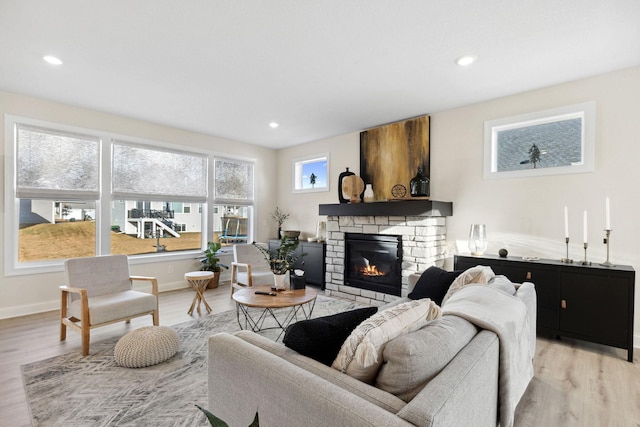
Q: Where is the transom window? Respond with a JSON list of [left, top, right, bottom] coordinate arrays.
[[483, 102, 595, 179]]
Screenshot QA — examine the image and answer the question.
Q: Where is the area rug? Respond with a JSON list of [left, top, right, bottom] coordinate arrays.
[[22, 295, 365, 427]]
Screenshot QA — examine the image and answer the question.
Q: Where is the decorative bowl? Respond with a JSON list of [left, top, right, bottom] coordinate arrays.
[[282, 230, 300, 239]]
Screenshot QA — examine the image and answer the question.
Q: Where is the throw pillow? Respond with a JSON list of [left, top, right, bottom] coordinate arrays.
[[408, 266, 462, 305], [331, 299, 442, 383], [283, 307, 378, 366], [441, 265, 495, 306], [376, 315, 479, 402]]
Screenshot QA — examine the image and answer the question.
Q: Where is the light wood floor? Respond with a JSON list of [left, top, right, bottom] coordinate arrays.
[[1, 284, 639, 426]]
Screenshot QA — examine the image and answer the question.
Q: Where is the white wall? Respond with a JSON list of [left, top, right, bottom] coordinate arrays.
[[0, 90, 277, 318], [276, 65, 640, 344], [275, 132, 360, 239]]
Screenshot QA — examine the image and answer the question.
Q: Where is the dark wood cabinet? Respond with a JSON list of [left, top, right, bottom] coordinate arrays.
[[269, 240, 326, 289], [454, 254, 635, 362]]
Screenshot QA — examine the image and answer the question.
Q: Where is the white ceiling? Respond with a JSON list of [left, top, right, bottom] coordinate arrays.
[[1, 1, 639, 149]]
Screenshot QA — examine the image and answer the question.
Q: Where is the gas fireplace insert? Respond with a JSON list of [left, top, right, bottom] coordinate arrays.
[[344, 233, 402, 296]]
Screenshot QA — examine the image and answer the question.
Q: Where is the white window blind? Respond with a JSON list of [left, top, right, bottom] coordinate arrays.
[[214, 157, 254, 202], [112, 141, 208, 202], [16, 124, 100, 199]]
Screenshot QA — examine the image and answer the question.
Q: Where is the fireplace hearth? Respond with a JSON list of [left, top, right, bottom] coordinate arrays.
[[345, 233, 402, 296]]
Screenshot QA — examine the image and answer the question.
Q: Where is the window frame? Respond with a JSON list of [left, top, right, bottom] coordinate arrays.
[[292, 153, 330, 193], [4, 115, 256, 276], [483, 102, 596, 180]]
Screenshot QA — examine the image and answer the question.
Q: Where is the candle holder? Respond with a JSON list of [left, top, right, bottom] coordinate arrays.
[[581, 242, 591, 266], [600, 229, 615, 267], [561, 237, 573, 263]]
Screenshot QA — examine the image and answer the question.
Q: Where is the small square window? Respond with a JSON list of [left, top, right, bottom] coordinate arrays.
[[292, 153, 330, 193]]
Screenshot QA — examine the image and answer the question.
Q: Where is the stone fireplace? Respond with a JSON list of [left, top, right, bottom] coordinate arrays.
[[319, 200, 453, 305]]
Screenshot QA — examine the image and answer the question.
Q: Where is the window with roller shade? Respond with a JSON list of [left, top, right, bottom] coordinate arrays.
[[5, 116, 255, 275]]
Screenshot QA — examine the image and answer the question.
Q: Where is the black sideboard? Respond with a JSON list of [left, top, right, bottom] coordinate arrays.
[[268, 240, 326, 290], [454, 254, 636, 362]]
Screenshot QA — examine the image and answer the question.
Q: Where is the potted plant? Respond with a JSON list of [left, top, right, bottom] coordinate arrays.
[[271, 206, 289, 238], [196, 405, 259, 426], [253, 236, 300, 290], [199, 241, 229, 289]]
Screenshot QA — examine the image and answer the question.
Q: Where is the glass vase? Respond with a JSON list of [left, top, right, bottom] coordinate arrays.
[[468, 224, 487, 256], [409, 167, 430, 197]]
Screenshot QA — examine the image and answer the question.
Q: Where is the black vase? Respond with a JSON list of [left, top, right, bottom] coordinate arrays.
[[410, 167, 430, 197], [338, 167, 355, 203]]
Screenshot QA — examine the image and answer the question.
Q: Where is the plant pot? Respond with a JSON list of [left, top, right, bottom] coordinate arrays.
[[206, 271, 221, 289], [272, 273, 289, 291]]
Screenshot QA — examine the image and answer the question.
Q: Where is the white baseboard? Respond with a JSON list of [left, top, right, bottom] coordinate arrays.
[[0, 281, 190, 320]]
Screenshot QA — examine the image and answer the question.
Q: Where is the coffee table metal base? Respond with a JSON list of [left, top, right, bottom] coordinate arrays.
[[235, 297, 316, 341]]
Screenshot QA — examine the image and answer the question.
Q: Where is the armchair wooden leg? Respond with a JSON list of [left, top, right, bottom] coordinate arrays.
[[60, 292, 67, 341], [152, 310, 159, 326], [81, 324, 90, 356]]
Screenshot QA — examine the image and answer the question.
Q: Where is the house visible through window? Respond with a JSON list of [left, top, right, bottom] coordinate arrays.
[[213, 157, 255, 246], [111, 200, 201, 255], [18, 199, 97, 262]]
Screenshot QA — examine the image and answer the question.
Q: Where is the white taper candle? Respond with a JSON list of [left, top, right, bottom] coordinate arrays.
[[583, 210, 588, 243]]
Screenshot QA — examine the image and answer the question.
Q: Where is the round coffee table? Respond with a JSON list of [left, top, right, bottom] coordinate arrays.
[[232, 285, 318, 340]]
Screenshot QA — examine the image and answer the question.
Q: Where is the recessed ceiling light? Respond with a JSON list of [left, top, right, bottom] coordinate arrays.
[[456, 55, 476, 66], [269, 122, 279, 129], [43, 55, 63, 65]]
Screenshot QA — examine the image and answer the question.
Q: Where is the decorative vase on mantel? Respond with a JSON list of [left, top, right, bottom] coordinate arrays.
[[410, 167, 430, 197], [363, 184, 375, 203], [338, 167, 355, 203]]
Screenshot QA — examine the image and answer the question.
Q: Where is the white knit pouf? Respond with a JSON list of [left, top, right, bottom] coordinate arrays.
[[114, 326, 180, 368]]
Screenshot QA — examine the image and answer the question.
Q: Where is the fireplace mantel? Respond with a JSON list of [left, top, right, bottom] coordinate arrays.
[[319, 200, 452, 217]]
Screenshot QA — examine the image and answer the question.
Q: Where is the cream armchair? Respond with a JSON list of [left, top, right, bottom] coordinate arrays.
[[60, 255, 159, 356], [230, 243, 273, 295]]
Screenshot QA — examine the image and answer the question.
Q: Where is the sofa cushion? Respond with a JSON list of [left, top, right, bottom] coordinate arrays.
[[375, 315, 479, 402], [408, 266, 462, 305], [283, 307, 378, 366], [235, 330, 407, 414], [332, 299, 442, 383], [441, 265, 495, 306]]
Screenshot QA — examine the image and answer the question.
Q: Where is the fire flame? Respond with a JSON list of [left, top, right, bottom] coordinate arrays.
[[360, 265, 386, 277]]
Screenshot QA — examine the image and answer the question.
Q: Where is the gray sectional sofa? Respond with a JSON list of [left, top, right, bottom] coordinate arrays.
[[208, 273, 536, 427]]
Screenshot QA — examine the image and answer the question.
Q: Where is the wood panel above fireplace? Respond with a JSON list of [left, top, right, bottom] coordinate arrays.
[[318, 200, 452, 217]]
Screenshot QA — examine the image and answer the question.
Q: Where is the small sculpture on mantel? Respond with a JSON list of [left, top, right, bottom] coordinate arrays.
[[338, 167, 355, 203], [410, 167, 430, 197], [343, 175, 365, 203]]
